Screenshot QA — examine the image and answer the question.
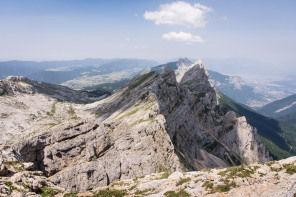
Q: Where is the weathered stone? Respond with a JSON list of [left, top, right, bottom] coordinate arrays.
[[271, 163, 282, 170], [209, 176, 215, 181], [10, 191, 26, 197], [0, 60, 271, 192], [0, 158, 6, 176], [0, 183, 11, 196], [23, 162, 35, 171], [80, 156, 296, 197]]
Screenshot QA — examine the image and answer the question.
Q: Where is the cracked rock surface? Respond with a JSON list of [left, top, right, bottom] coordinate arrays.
[[1, 61, 271, 192]]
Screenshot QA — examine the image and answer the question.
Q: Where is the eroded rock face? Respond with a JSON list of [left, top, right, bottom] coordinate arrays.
[[1, 62, 271, 192], [84, 156, 296, 197], [12, 117, 180, 191], [0, 158, 6, 176], [179, 63, 270, 164]]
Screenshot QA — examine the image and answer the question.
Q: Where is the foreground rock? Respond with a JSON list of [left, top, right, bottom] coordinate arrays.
[[0, 161, 64, 197], [0, 157, 295, 196], [1, 61, 271, 191], [90, 156, 296, 197]]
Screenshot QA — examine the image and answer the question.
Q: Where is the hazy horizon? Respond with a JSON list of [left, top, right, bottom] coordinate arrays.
[[1, 0, 296, 69]]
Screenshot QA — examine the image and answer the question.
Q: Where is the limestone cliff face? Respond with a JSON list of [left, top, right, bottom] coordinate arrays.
[[178, 63, 270, 164], [0, 62, 271, 192], [0, 76, 108, 145]]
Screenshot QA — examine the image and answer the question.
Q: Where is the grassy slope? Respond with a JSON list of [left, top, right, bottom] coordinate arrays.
[[217, 91, 294, 160]]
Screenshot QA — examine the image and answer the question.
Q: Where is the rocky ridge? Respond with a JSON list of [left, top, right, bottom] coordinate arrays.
[[1, 62, 270, 193], [0, 76, 109, 103], [0, 156, 295, 196], [0, 76, 108, 145]]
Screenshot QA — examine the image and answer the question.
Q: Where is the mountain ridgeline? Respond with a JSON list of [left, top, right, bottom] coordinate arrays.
[[150, 58, 296, 160], [0, 61, 270, 192], [152, 58, 269, 108]]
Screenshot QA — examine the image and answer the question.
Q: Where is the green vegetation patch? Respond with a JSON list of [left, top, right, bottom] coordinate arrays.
[[0, 181, 14, 190], [68, 105, 75, 116], [203, 179, 238, 194], [266, 161, 276, 166], [4, 161, 24, 172], [283, 163, 296, 174], [15, 182, 30, 190], [67, 105, 79, 120], [111, 181, 130, 187], [217, 165, 257, 179], [164, 189, 190, 197], [94, 188, 127, 197], [37, 186, 62, 197], [4, 161, 23, 165], [202, 181, 214, 190], [0, 181, 29, 193], [211, 182, 237, 193], [128, 184, 138, 191], [63, 192, 78, 197], [135, 188, 154, 195], [128, 72, 157, 90], [131, 116, 157, 127], [176, 177, 191, 186], [153, 172, 171, 180], [47, 101, 57, 117], [194, 92, 206, 103], [119, 108, 139, 120]]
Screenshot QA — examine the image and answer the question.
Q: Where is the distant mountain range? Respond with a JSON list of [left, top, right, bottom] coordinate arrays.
[[1, 58, 294, 109], [258, 94, 296, 120], [0, 58, 110, 79], [208, 70, 269, 108], [0, 58, 158, 90]]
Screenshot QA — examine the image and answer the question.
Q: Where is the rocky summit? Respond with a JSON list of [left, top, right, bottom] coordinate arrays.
[[0, 61, 284, 196]]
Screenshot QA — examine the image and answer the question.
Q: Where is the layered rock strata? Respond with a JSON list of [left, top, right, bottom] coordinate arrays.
[[0, 62, 270, 192]]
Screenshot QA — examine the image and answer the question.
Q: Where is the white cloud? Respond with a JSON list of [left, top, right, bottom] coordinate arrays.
[[162, 32, 204, 43], [144, 1, 212, 28]]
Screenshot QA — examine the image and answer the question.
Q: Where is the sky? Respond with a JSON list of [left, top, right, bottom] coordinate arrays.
[[0, 0, 296, 67]]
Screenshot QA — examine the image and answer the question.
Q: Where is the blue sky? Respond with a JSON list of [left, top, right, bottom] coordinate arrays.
[[0, 0, 295, 67]]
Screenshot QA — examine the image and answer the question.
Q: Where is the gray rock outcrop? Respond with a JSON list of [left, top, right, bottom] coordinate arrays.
[[0, 62, 271, 192], [0, 158, 6, 176]]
